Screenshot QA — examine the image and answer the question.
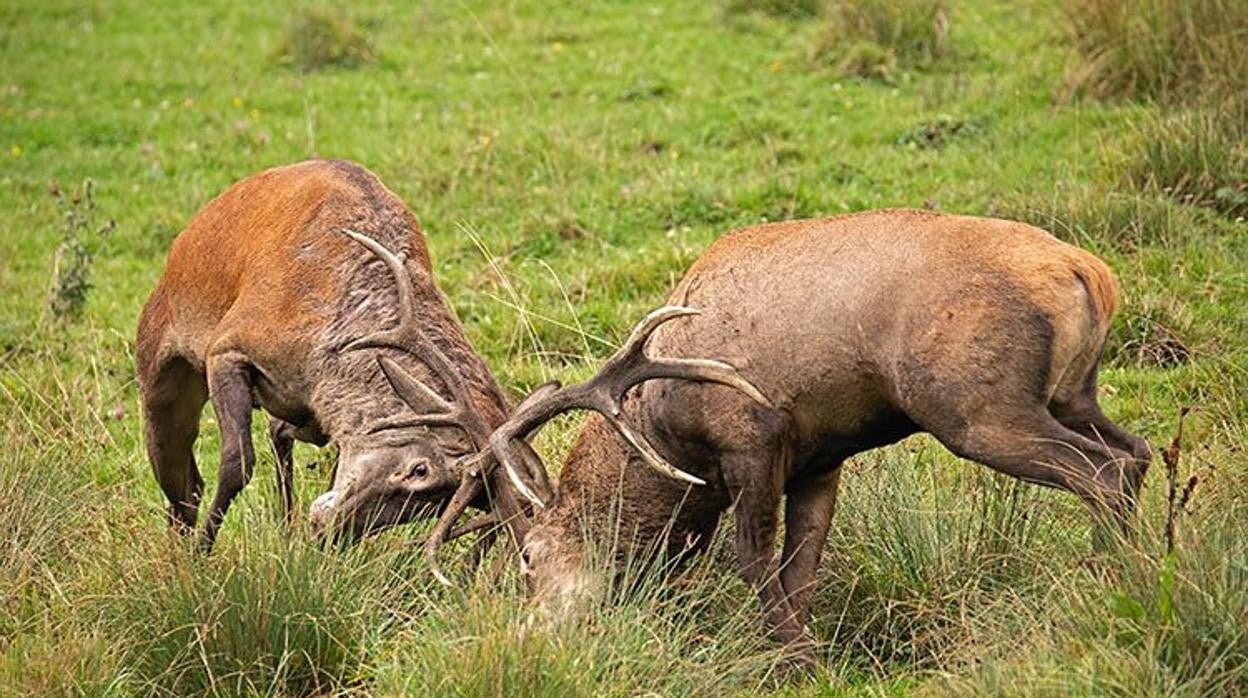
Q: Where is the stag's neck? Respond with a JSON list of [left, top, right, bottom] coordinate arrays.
[[548, 414, 724, 558]]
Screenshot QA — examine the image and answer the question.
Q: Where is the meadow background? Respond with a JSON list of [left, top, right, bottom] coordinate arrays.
[[2, 0, 1246, 694]]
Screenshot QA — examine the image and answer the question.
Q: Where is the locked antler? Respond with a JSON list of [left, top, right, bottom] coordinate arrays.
[[489, 306, 771, 508], [343, 230, 768, 585]]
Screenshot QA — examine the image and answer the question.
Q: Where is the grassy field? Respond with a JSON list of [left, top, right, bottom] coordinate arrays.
[[2, 0, 1246, 694]]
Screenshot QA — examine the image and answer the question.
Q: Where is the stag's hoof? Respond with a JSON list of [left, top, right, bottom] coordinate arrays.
[[776, 632, 820, 679]]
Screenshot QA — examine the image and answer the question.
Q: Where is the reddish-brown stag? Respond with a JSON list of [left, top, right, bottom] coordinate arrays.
[[136, 160, 526, 550]]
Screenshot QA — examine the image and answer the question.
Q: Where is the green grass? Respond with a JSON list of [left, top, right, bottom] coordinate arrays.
[[1, 0, 1246, 694]]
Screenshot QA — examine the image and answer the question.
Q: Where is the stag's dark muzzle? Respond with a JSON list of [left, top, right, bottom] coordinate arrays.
[[309, 487, 444, 545]]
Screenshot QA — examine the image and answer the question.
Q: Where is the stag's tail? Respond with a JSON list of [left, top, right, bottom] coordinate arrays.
[[1067, 249, 1120, 338]]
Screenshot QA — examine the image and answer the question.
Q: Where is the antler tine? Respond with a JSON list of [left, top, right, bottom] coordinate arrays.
[[634, 356, 769, 406], [514, 438, 556, 503], [424, 450, 542, 585], [488, 305, 770, 509], [602, 306, 771, 405], [442, 513, 498, 543], [489, 382, 562, 507], [341, 229, 416, 351], [423, 474, 485, 586], [340, 229, 493, 446], [618, 305, 701, 358], [376, 356, 491, 435]]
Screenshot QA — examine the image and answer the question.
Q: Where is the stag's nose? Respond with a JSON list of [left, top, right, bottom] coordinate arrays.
[[308, 490, 339, 531]]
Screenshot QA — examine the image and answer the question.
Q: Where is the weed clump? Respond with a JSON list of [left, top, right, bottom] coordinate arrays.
[[811, 0, 951, 81], [723, 0, 823, 20], [1061, 0, 1248, 102], [278, 8, 376, 73], [46, 180, 114, 321], [897, 114, 986, 149]]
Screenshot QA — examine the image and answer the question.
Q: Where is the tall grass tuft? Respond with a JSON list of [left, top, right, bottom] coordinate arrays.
[[1062, 0, 1248, 102], [1121, 99, 1248, 219], [811, 0, 951, 80], [375, 532, 783, 696], [0, 425, 94, 646], [1000, 187, 1211, 250], [723, 0, 823, 19], [946, 417, 1248, 694], [813, 445, 1070, 673], [91, 528, 401, 696]]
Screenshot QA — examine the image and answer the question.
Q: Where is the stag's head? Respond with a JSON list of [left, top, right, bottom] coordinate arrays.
[[519, 517, 599, 612], [306, 231, 768, 592], [309, 427, 467, 541]]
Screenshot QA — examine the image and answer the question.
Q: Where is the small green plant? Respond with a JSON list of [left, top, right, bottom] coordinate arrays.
[[278, 8, 376, 73], [811, 0, 951, 80], [46, 180, 114, 322], [1061, 0, 1248, 102]]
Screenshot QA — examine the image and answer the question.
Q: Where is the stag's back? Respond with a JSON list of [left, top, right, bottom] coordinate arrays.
[[137, 160, 431, 387], [657, 209, 1119, 421]]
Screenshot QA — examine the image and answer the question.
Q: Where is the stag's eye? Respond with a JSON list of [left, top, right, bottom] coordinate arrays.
[[405, 461, 429, 479]]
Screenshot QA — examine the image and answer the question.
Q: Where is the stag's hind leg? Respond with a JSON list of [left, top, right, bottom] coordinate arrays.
[[929, 404, 1138, 530], [201, 353, 257, 552], [1049, 368, 1151, 509], [141, 357, 208, 533]]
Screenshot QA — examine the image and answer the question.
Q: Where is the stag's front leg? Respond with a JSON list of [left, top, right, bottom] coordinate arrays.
[[778, 466, 841, 652], [201, 353, 257, 552], [268, 418, 297, 526], [723, 447, 812, 668]]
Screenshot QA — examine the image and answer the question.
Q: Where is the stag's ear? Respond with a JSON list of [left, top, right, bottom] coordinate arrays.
[[377, 356, 454, 415]]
